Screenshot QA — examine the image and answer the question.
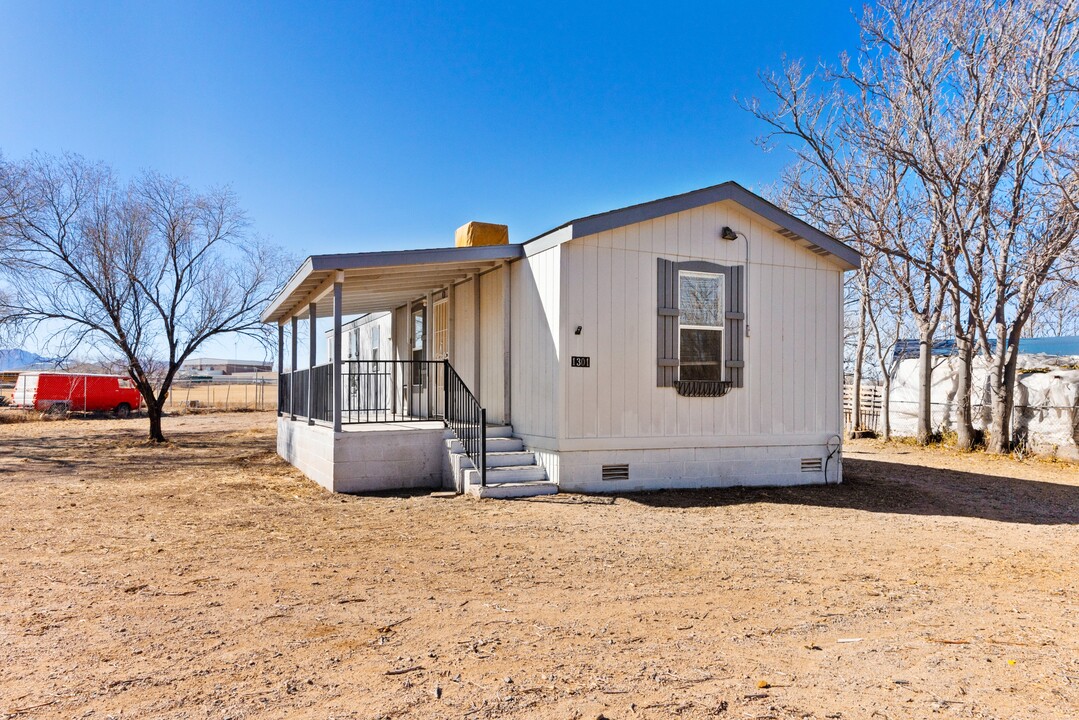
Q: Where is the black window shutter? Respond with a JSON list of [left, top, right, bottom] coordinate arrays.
[[725, 264, 745, 387], [660, 259, 745, 390], [656, 258, 678, 387]]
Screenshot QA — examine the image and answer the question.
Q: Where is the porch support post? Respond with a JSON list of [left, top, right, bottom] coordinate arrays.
[[502, 261, 511, 426], [424, 291, 433, 361], [289, 315, 298, 421], [424, 290, 433, 418], [332, 273, 343, 433], [308, 301, 316, 425], [391, 305, 401, 418], [277, 323, 284, 417]]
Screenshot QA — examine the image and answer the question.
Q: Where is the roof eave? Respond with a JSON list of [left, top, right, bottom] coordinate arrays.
[[261, 245, 524, 324], [525, 181, 862, 271]]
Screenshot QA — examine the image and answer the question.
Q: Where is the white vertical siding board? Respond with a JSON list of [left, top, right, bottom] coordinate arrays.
[[479, 269, 505, 424], [678, 210, 692, 259], [584, 245, 599, 438], [455, 278, 476, 394], [784, 266, 797, 432], [597, 245, 613, 437], [828, 270, 842, 430], [625, 250, 641, 436], [665, 214, 679, 258], [795, 268, 809, 432], [690, 206, 705, 260], [636, 250, 651, 437], [763, 265, 778, 434], [625, 222, 639, 253], [564, 246, 583, 438], [813, 270, 824, 431], [609, 247, 626, 437]]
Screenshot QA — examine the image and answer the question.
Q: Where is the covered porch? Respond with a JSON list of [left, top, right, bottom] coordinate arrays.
[[262, 244, 523, 493]]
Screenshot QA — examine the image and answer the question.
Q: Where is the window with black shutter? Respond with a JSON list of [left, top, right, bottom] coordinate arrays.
[[657, 258, 745, 395]]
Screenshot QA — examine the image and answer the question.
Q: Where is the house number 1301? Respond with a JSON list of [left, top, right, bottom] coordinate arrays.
[[571, 356, 591, 368]]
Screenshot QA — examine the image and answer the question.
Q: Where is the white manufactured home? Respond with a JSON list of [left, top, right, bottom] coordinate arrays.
[[263, 182, 860, 498]]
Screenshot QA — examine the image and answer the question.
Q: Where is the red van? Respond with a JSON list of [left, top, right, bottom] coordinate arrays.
[[11, 372, 142, 417]]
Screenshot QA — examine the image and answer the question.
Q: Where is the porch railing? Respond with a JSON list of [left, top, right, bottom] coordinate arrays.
[[279, 372, 292, 415], [444, 361, 487, 487], [277, 359, 488, 486], [292, 368, 309, 419]]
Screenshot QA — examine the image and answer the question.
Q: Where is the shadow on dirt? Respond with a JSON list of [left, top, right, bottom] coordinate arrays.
[[623, 457, 1079, 526], [5, 423, 1077, 526]]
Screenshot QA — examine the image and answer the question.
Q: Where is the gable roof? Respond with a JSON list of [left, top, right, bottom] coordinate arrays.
[[525, 181, 861, 270]]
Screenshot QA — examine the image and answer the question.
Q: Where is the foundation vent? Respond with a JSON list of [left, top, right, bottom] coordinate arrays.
[[602, 464, 631, 482], [801, 457, 823, 473]]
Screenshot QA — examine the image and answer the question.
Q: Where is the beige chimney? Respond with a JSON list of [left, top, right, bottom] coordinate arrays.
[[455, 221, 509, 248]]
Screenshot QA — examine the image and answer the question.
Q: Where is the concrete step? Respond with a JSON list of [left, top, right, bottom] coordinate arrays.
[[466, 480, 558, 499], [446, 449, 536, 471], [445, 436, 524, 454], [484, 451, 537, 468], [453, 425, 514, 440], [475, 464, 548, 483]]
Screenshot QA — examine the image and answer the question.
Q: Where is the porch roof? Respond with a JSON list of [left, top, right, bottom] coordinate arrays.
[[262, 244, 524, 323]]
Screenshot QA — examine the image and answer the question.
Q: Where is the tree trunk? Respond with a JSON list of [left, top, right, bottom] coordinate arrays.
[[146, 401, 166, 443], [987, 344, 1020, 453], [953, 318, 976, 451], [881, 374, 892, 441], [850, 292, 868, 438], [916, 328, 935, 444]]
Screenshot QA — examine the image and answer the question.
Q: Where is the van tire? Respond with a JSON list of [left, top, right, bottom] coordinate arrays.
[[114, 403, 132, 419], [44, 402, 70, 417]]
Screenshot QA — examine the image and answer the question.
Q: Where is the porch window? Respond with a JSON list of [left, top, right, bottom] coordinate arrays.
[[678, 271, 724, 382]]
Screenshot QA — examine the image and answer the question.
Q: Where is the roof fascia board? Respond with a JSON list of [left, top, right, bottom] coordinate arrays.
[[261, 257, 315, 323], [309, 244, 522, 272], [262, 245, 525, 323], [523, 226, 572, 257], [722, 185, 861, 270]]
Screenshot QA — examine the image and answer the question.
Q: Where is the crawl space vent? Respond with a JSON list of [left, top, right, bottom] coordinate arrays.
[[801, 458, 823, 472], [602, 464, 631, 481]]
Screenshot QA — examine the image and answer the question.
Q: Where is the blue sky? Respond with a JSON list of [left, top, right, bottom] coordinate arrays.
[[0, 0, 862, 357]]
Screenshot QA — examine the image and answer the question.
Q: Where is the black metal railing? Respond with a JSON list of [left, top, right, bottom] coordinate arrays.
[[292, 368, 310, 417], [444, 361, 487, 487], [311, 363, 333, 422], [278, 358, 488, 488], [278, 372, 292, 415], [340, 359, 445, 423]]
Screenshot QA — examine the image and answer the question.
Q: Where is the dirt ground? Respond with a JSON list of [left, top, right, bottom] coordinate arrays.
[[1, 413, 1077, 720]]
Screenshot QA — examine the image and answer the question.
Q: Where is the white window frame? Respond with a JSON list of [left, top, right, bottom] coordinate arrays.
[[677, 270, 724, 380]]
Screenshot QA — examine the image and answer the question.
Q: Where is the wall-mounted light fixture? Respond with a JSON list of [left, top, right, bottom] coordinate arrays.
[[574, 326, 583, 335], [721, 226, 739, 241]]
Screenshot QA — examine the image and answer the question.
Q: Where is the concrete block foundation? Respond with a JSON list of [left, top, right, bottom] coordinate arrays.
[[276, 417, 447, 493]]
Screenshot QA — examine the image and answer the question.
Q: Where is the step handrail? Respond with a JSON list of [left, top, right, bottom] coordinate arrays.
[[443, 360, 487, 488]]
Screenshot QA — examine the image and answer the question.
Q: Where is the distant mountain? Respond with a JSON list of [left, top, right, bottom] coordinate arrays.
[[0, 349, 56, 371]]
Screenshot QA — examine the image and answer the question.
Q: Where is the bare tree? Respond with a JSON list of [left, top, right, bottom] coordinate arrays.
[[747, 0, 1079, 451], [1027, 262, 1079, 337], [0, 153, 287, 441], [865, 265, 904, 440]]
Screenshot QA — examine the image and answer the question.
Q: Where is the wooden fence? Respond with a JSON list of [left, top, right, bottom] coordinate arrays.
[[843, 383, 884, 433]]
